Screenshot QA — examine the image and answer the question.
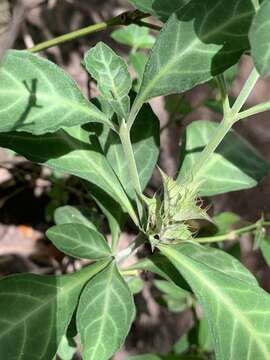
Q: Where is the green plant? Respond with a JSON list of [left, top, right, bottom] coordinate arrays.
[[1, 0, 270, 359]]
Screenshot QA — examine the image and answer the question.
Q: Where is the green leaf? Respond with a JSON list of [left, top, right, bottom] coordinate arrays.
[[77, 262, 135, 360], [0, 260, 109, 360], [198, 316, 213, 352], [54, 205, 98, 230], [95, 101, 160, 199], [159, 243, 270, 360], [135, 0, 255, 104], [250, 0, 270, 76], [128, 0, 189, 21], [128, 252, 190, 290], [173, 335, 189, 355], [154, 279, 192, 312], [0, 50, 111, 134], [46, 223, 112, 260], [129, 52, 148, 90], [85, 182, 125, 252], [178, 120, 270, 196], [84, 42, 132, 119], [177, 242, 258, 285], [111, 25, 155, 49], [57, 335, 76, 360], [260, 236, 270, 267], [0, 125, 138, 225], [127, 276, 144, 294]]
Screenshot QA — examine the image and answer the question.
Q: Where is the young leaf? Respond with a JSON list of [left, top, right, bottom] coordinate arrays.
[[0, 125, 138, 224], [0, 50, 111, 134], [84, 42, 132, 119], [111, 25, 155, 50], [46, 223, 112, 260], [159, 243, 270, 360], [178, 120, 270, 196], [0, 260, 110, 360], [77, 262, 135, 360], [135, 0, 255, 105], [54, 205, 98, 230], [128, 0, 190, 22], [250, 0, 270, 76]]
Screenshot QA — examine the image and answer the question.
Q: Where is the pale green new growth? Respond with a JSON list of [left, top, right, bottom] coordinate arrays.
[[85, 42, 132, 119], [111, 24, 155, 50], [145, 171, 210, 249]]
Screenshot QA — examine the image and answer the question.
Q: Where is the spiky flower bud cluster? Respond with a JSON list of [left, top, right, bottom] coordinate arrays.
[[145, 170, 210, 250]]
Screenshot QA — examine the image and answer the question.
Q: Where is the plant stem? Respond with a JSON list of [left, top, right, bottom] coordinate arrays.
[[231, 67, 260, 116], [196, 221, 270, 244], [190, 117, 233, 180], [136, 20, 162, 31], [127, 97, 144, 131], [236, 102, 270, 121], [119, 121, 142, 195], [116, 233, 146, 265], [188, 67, 261, 181], [253, 0, 261, 11], [28, 10, 151, 53]]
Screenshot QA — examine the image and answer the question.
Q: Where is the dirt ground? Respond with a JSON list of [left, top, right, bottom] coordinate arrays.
[[1, 1, 270, 359]]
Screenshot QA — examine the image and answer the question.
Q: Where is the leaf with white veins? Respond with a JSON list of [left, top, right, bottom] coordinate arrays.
[[135, 0, 255, 105], [0, 50, 111, 134], [77, 262, 135, 360], [46, 223, 112, 260], [159, 243, 270, 360], [0, 260, 110, 360], [85, 43, 132, 119]]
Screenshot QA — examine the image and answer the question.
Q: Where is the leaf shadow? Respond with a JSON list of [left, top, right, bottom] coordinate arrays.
[[12, 78, 43, 131]]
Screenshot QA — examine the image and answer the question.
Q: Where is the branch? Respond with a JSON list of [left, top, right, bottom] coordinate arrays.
[[27, 10, 158, 53]]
